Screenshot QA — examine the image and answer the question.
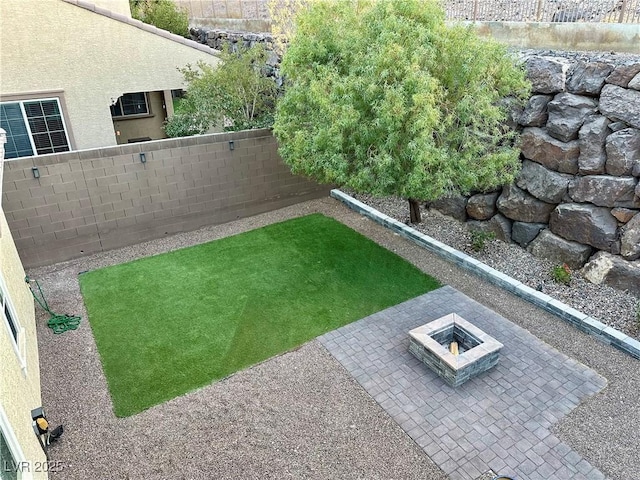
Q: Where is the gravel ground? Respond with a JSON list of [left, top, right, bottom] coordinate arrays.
[[31, 196, 640, 480], [348, 192, 640, 340]]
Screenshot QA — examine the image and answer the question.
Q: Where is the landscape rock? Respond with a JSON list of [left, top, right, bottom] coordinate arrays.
[[629, 72, 640, 91], [578, 115, 610, 174], [608, 121, 628, 132], [620, 213, 640, 260], [568, 175, 640, 208], [500, 97, 524, 130], [549, 203, 619, 251], [606, 64, 640, 88], [511, 222, 546, 248], [516, 160, 571, 203], [519, 95, 552, 127], [497, 184, 557, 223], [520, 127, 580, 174], [528, 229, 593, 269], [567, 61, 614, 95], [611, 207, 638, 224], [428, 194, 467, 222], [546, 93, 598, 142], [582, 251, 640, 296], [605, 128, 640, 177], [599, 84, 640, 129], [467, 214, 512, 243], [525, 56, 570, 94], [466, 192, 499, 220]]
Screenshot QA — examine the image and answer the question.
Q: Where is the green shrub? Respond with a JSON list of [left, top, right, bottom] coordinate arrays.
[[164, 44, 277, 136], [552, 264, 572, 286], [469, 230, 496, 252], [130, 0, 189, 38]]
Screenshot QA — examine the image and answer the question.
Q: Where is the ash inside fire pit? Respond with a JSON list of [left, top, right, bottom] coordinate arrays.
[[409, 313, 503, 387], [429, 324, 481, 354]]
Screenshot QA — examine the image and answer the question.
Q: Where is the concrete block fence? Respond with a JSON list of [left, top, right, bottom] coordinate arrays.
[[331, 189, 640, 361], [1, 129, 327, 267]]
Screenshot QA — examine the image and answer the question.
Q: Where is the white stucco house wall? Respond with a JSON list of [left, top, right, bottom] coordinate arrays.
[[0, 0, 220, 156], [1, 128, 49, 479]]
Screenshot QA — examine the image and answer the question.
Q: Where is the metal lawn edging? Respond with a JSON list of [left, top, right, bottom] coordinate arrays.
[[331, 189, 640, 361]]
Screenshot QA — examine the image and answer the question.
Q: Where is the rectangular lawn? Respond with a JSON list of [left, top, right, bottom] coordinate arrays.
[[80, 213, 440, 416]]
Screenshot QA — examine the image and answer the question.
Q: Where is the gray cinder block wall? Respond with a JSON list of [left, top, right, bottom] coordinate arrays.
[[1, 129, 328, 267]]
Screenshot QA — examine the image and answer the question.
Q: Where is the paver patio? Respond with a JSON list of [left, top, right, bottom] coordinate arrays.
[[319, 285, 608, 480]]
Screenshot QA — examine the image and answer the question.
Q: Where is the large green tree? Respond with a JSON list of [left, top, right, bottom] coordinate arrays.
[[164, 44, 278, 136], [273, 0, 530, 222]]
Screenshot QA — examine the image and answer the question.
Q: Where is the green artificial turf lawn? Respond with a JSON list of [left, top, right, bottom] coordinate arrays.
[[80, 214, 440, 417]]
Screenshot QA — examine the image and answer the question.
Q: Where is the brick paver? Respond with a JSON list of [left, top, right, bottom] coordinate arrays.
[[319, 286, 607, 480]]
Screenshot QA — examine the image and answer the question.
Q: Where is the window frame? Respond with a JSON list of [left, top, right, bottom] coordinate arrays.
[[0, 96, 72, 159], [0, 272, 26, 373], [110, 92, 152, 119], [0, 403, 29, 480]]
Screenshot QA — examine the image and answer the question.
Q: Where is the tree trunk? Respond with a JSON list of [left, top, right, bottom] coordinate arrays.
[[408, 198, 421, 224]]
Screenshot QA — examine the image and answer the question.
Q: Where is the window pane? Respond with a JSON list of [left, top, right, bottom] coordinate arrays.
[[46, 115, 64, 131], [121, 93, 148, 116], [4, 304, 18, 343], [0, 430, 18, 480], [32, 132, 52, 150], [28, 117, 47, 133], [23, 100, 70, 155], [23, 102, 43, 117], [0, 103, 33, 159], [42, 100, 59, 116]]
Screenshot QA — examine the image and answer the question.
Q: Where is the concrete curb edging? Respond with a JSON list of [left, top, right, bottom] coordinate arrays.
[[331, 189, 640, 361]]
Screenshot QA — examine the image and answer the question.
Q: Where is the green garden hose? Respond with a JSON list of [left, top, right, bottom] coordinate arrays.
[[25, 276, 81, 334]]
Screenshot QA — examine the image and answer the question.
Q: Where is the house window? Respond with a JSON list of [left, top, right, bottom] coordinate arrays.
[[0, 405, 26, 480], [0, 99, 70, 159], [0, 430, 19, 480], [0, 274, 25, 370], [110, 93, 150, 118]]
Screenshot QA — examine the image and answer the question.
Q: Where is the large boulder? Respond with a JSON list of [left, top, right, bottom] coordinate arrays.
[[629, 72, 640, 91], [520, 127, 580, 174], [497, 184, 557, 223], [511, 222, 546, 248], [599, 84, 640, 129], [467, 214, 512, 243], [549, 203, 619, 251], [546, 93, 598, 142], [428, 194, 467, 222], [525, 56, 570, 94], [582, 251, 640, 296], [528, 229, 593, 269], [578, 115, 610, 175], [606, 64, 640, 88], [519, 95, 553, 127], [605, 128, 640, 177], [466, 192, 499, 220], [567, 61, 614, 95], [568, 175, 640, 208], [620, 213, 640, 260], [516, 160, 571, 203]]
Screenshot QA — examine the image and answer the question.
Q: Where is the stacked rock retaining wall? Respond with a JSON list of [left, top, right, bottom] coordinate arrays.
[[430, 51, 640, 295]]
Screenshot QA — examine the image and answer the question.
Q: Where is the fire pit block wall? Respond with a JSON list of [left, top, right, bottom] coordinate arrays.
[[409, 313, 503, 387]]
